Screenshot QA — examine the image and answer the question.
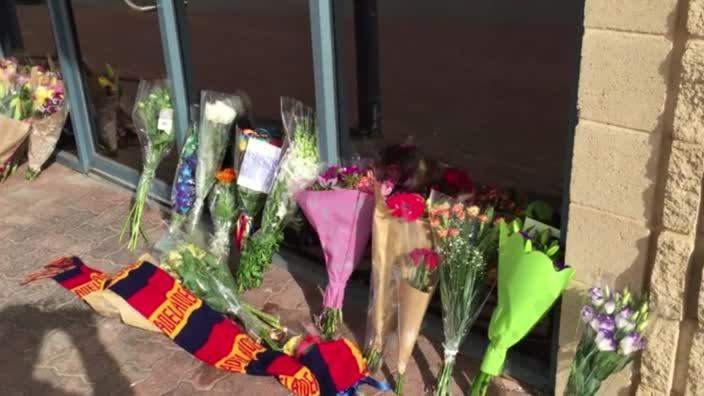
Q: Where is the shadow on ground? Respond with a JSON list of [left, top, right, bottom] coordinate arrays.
[[0, 305, 133, 395]]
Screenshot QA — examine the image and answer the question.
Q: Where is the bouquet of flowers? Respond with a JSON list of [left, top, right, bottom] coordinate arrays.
[[119, 80, 175, 250], [186, 91, 243, 235], [469, 220, 574, 396], [295, 164, 375, 338], [168, 106, 199, 234], [563, 287, 648, 396], [233, 127, 284, 250], [363, 186, 431, 372], [26, 66, 69, 180], [431, 202, 498, 396], [160, 243, 286, 349], [235, 97, 320, 292], [208, 168, 238, 263], [0, 59, 32, 182], [395, 247, 440, 394]]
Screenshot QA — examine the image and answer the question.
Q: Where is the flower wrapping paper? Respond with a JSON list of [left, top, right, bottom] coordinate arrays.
[[27, 101, 69, 173], [0, 114, 30, 167], [364, 185, 432, 369], [296, 189, 374, 309]]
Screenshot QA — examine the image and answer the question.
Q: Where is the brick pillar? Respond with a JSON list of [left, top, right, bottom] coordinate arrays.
[[557, 0, 679, 394]]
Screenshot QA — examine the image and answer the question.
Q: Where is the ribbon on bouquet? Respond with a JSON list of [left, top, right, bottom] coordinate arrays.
[[23, 257, 389, 396], [234, 211, 253, 250]]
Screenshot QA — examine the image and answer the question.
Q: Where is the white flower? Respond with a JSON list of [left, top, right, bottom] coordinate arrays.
[[204, 100, 237, 124]]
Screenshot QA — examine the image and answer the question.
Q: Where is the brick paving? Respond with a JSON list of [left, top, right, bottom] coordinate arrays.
[[0, 163, 532, 395]]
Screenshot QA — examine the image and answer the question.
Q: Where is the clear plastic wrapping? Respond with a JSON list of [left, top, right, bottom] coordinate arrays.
[[233, 126, 284, 250], [208, 168, 237, 263], [119, 79, 175, 250], [431, 199, 498, 396], [187, 90, 246, 235], [234, 97, 320, 292]]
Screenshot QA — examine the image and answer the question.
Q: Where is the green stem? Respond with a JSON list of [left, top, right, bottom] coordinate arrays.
[[468, 372, 492, 396], [120, 166, 156, 251], [364, 347, 382, 373], [242, 303, 283, 331], [395, 372, 405, 395], [320, 308, 341, 339], [434, 356, 456, 396]]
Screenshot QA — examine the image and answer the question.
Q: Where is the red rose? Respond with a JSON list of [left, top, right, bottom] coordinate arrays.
[[386, 193, 425, 222], [442, 168, 474, 195]]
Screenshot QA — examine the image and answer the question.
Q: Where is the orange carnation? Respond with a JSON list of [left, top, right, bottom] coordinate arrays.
[[215, 168, 236, 184]]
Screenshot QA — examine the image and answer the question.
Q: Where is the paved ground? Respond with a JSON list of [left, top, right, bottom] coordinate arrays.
[[0, 163, 533, 395]]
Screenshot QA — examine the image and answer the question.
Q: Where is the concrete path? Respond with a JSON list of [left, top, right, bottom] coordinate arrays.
[[0, 164, 532, 395]]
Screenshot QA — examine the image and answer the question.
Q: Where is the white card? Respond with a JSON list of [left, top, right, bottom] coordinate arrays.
[[237, 138, 282, 193], [157, 108, 174, 133]]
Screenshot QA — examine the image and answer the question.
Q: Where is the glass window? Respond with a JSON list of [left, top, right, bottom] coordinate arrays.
[[346, 0, 581, 366], [186, 0, 316, 123], [69, 0, 178, 184]]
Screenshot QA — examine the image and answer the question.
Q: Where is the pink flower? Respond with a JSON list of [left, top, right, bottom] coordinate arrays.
[[380, 180, 394, 198], [436, 228, 448, 239], [357, 176, 374, 194], [448, 228, 460, 237], [386, 193, 425, 222]]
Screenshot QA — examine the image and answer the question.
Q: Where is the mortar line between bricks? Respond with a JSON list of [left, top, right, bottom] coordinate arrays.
[[578, 117, 656, 136], [585, 25, 673, 39]]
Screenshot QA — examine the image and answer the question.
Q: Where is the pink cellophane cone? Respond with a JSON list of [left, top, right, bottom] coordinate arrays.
[[297, 189, 375, 309]]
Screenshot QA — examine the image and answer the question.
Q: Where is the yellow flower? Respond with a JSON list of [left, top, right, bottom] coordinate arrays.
[[32, 85, 51, 110], [466, 205, 480, 217]]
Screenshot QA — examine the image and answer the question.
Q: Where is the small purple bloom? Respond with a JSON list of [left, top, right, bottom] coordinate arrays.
[[618, 332, 644, 355], [588, 287, 604, 307], [590, 314, 615, 332], [580, 305, 595, 323], [615, 315, 635, 332], [595, 330, 616, 352], [617, 307, 634, 320]]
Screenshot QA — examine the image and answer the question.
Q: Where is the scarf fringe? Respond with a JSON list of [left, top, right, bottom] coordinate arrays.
[[21, 256, 76, 285]]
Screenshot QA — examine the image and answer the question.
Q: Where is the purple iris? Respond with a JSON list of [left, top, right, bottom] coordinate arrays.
[[580, 305, 595, 323], [618, 332, 644, 355], [590, 314, 615, 333], [595, 330, 616, 352], [172, 153, 197, 214], [588, 287, 604, 307]]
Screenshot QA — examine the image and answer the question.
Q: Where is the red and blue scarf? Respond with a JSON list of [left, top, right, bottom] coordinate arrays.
[[25, 257, 389, 396]]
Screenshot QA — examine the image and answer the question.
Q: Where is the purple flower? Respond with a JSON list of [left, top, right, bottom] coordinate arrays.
[[615, 315, 635, 332], [588, 287, 604, 307], [603, 299, 616, 314], [172, 152, 197, 214], [618, 332, 644, 355], [595, 330, 616, 352], [617, 307, 634, 321], [590, 314, 615, 332], [580, 305, 595, 323]]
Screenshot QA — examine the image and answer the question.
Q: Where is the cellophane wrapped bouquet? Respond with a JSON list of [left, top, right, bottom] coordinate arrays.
[[469, 220, 573, 396], [564, 287, 648, 396], [187, 91, 244, 235], [119, 80, 175, 250], [233, 127, 284, 250], [431, 202, 498, 396], [0, 58, 32, 182], [208, 168, 238, 263], [160, 243, 286, 349], [296, 164, 375, 338], [235, 97, 320, 292], [26, 65, 69, 180]]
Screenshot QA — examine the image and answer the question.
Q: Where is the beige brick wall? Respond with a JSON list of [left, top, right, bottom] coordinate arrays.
[[561, 0, 704, 394], [558, 0, 691, 394]]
